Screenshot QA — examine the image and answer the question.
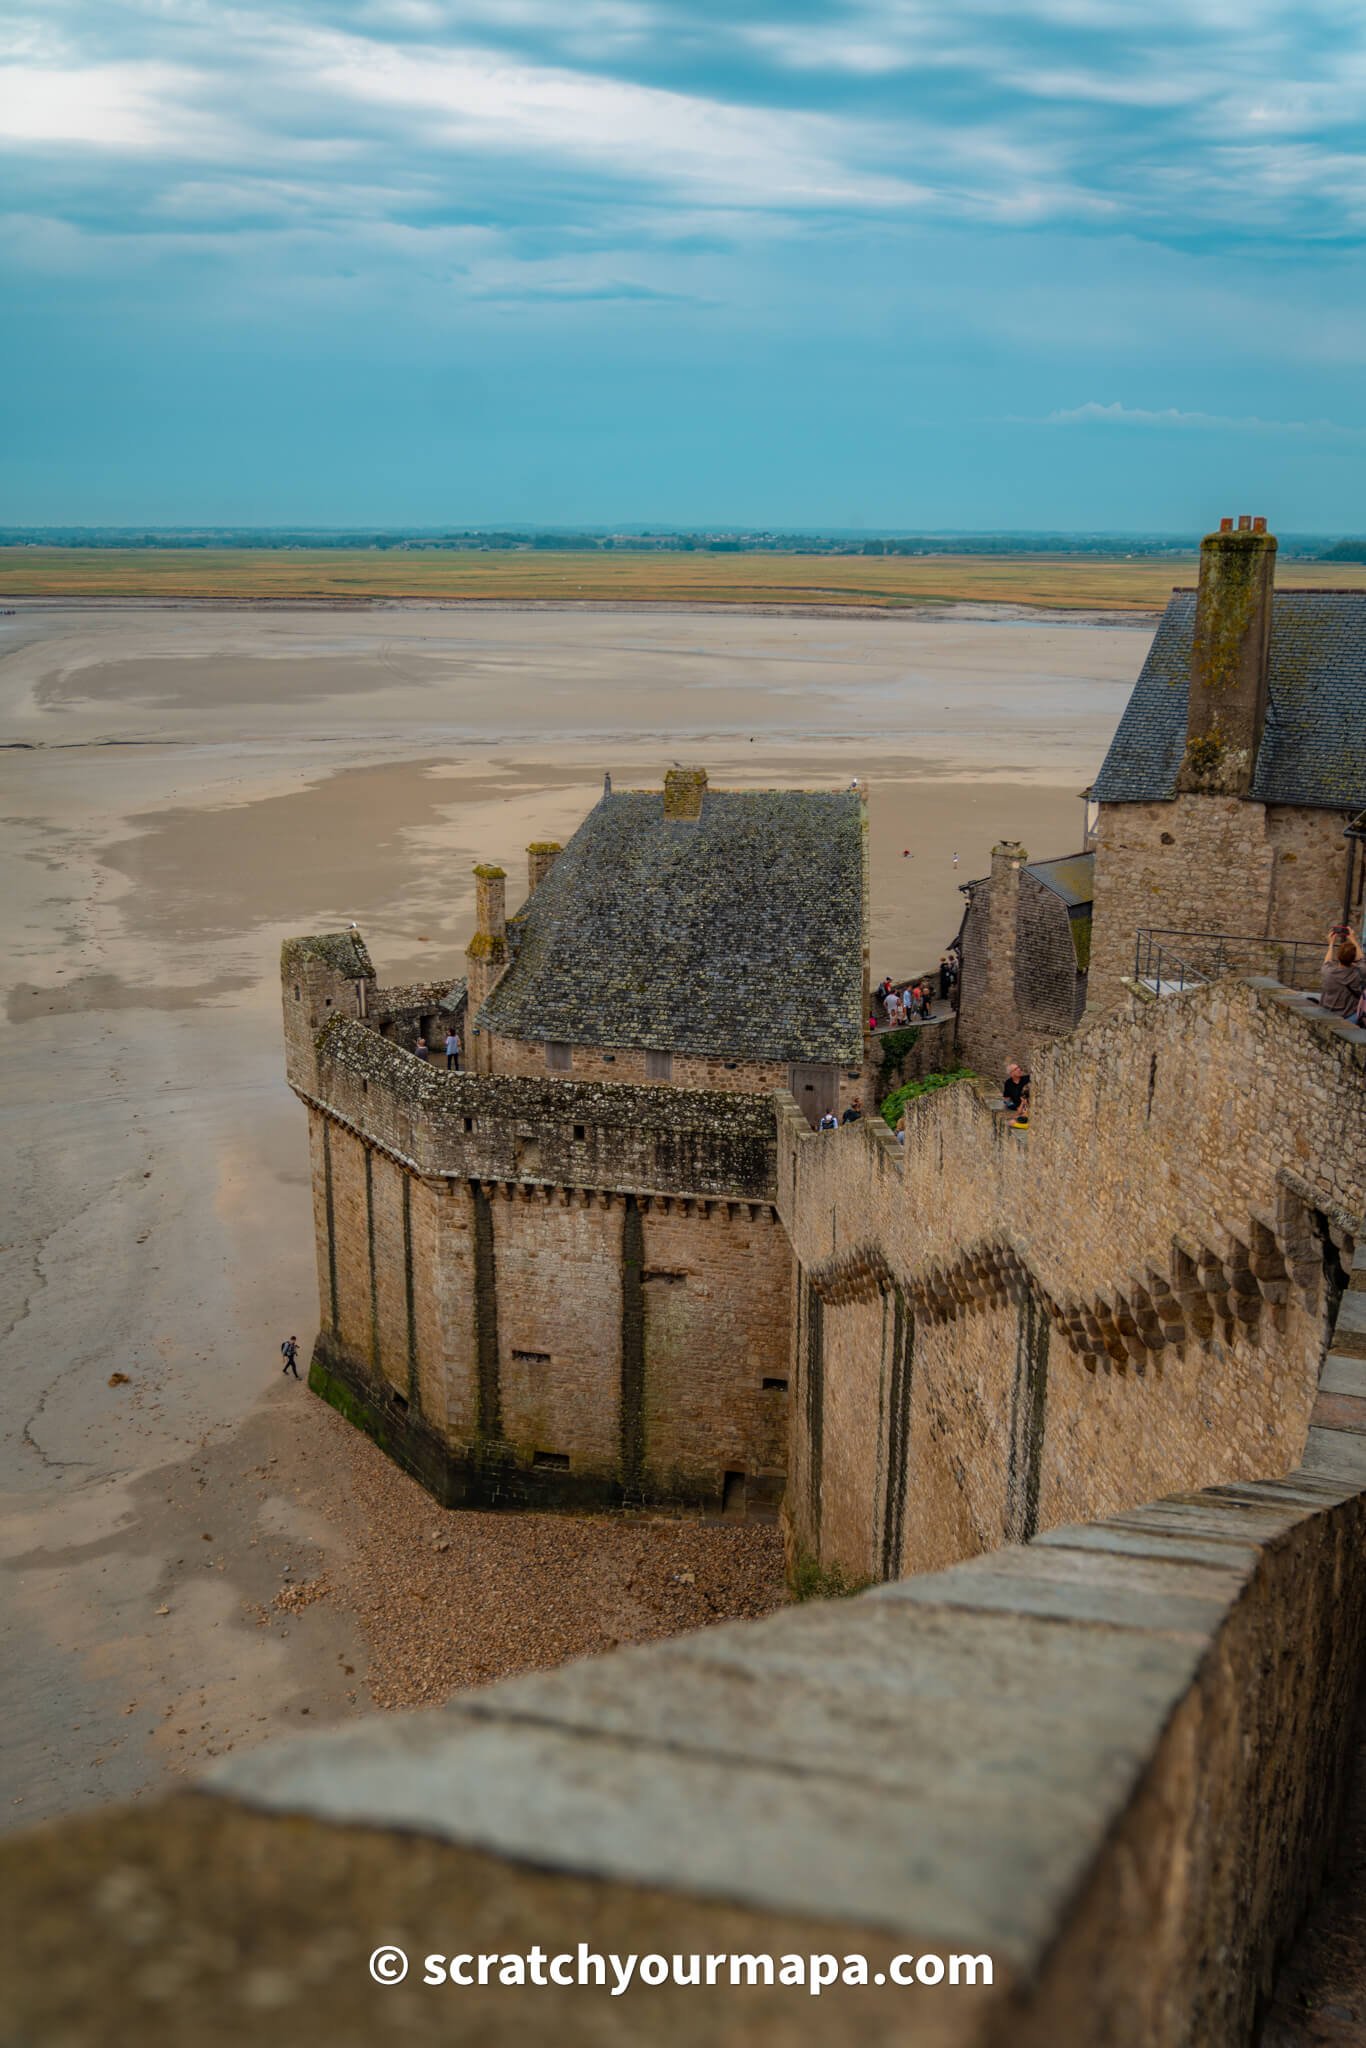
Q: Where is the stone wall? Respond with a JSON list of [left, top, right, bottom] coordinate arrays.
[[292, 1006, 791, 1511], [1087, 794, 1352, 1016], [484, 1029, 863, 1119], [780, 975, 1365, 1581]]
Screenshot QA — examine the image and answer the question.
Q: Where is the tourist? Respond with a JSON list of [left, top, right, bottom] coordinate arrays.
[[938, 954, 952, 1001], [1002, 1062, 1030, 1125], [414, 1033, 429, 1060], [1319, 929, 1366, 1018], [818, 1110, 838, 1131], [841, 1097, 864, 1124], [280, 1335, 300, 1379], [881, 975, 894, 1001], [868, 1012, 879, 1033], [444, 1027, 461, 1071], [886, 991, 904, 1027]]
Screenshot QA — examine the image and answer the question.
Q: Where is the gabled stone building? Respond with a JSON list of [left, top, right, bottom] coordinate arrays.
[[468, 767, 869, 1122], [954, 517, 1366, 1068], [1085, 517, 1366, 1010], [282, 770, 867, 1513]]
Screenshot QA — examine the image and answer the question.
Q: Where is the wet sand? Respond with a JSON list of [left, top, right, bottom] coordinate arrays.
[[0, 602, 1151, 1828]]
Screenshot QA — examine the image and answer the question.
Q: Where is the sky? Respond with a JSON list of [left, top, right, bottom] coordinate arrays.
[[1, 0, 1364, 530]]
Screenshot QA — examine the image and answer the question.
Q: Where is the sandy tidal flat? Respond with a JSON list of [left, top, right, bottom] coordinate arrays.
[[0, 602, 1151, 1827]]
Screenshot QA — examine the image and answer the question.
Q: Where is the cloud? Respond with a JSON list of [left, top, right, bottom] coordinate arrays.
[[1043, 401, 1366, 438]]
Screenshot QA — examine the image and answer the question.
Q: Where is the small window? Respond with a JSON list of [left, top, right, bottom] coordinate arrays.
[[546, 1041, 572, 1072], [325, 997, 333, 1008], [390, 1388, 409, 1413], [361, 1080, 368, 1094], [533, 1449, 570, 1470], [762, 1377, 789, 1392], [602, 1052, 616, 1064], [463, 1116, 474, 1133], [294, 985, 301, 1001], [724, 1061, 737, 1070], [573, 1124, 586, 1142], [513, 1349, 551, 1365], [645, 1049, 673, 1082]]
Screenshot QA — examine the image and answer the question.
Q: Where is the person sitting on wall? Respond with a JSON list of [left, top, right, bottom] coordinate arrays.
[[841, 1096, 864, 1124], [818, 1110, 838, 1131], [1002, 1062, 1030, 1126], [1319, 928, 1366, 1019]]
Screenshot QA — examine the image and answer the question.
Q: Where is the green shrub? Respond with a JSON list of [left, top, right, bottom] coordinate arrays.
[[882, 1067, 976, 1129], [876, 1024, 920, 1065]]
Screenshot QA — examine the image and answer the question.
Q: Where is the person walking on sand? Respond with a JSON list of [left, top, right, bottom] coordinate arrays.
[[281, 1335, 301, 1379]]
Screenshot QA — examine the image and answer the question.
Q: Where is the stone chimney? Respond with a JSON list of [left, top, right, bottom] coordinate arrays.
[[664, 767, 707, 820], [526, 842, 562, 895], [465, 864, 507, 1074], [1177, 515, 1276, 796]]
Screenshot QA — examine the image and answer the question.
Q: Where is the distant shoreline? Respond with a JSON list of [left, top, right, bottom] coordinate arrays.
[[0, 593, 1164, 623]]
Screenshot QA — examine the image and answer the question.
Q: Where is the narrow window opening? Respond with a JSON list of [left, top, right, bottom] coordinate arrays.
[[463, 1116, 474, 1133], [762, 1377, 789, 1393], [533, 1449, 570, 1470], [390, 1388, 409, 1413], [513, 1349, 551, 1365], [294, 985, 301, 1000], [602, 1052, 616, 1063], [724, 1061, 738, 1070], [573, 1123, 586, 1141], [325, 997, 333, 1008]]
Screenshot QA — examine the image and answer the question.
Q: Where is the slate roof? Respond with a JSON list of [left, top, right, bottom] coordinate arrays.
[[477, 787, 866, 1064], [1092, 590, 1366, 810], [1026, 851, 1094, 911]]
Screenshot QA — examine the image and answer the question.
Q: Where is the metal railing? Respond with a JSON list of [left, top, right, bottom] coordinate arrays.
[[1133, 928, 1322, 996]]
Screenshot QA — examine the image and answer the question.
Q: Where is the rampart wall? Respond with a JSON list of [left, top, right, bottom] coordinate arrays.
[[779, 975, 1366, 1582], [293, 1010, 790, 1511]]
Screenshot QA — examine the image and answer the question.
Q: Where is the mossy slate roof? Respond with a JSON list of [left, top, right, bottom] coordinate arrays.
[[478, 788, 865, 1063], [1093, 590, 1366, 810]]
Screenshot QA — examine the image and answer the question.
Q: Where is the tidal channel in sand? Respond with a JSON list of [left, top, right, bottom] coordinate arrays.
[[0, 603, 1151, 1828]]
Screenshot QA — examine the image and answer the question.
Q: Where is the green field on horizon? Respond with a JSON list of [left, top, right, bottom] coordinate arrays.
[[3, 547, 1364, 612]]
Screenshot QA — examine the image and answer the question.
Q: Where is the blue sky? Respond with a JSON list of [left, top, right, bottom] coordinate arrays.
[[2, 0, 1364, 529]]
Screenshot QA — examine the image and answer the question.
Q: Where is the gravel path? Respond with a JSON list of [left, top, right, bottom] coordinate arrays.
[[315, 1399, 788, 1710]]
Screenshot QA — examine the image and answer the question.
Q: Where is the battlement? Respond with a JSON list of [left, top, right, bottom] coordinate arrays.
[[305, 1013, 780, 1200]]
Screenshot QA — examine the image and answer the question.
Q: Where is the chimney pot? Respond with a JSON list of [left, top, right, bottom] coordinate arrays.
[[1219, 517, 1234, 532], [1238, 515, 1252, 532]]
